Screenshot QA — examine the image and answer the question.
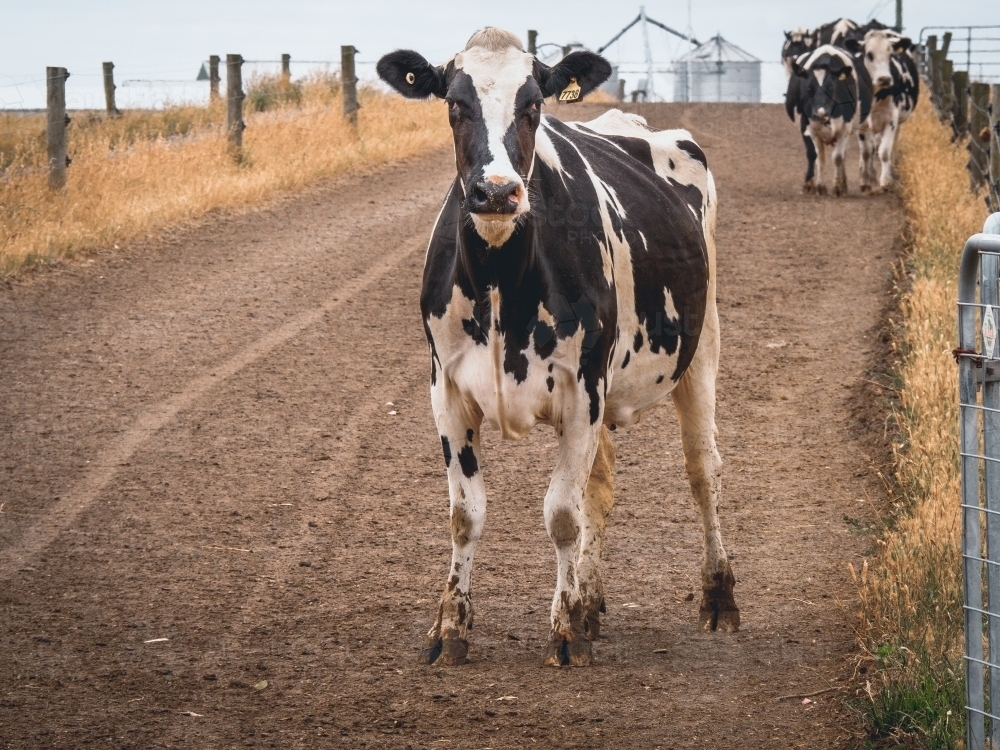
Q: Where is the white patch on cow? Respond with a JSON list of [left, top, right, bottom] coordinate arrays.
[[802, 44, 854, 72], [638, 231, 648, 251], [814, 68, 826, 87], [830, 18, 857, 44], [862, 30, 897, 92], [531, 124, 567, 186], [454, 44, 534, 248], [663, 287, 679, 322]]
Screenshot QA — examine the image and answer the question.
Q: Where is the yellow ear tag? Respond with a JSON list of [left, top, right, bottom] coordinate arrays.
[[838, 71, 848, 81], [558, 77, 582, 102], [406, 72, 416, 85]]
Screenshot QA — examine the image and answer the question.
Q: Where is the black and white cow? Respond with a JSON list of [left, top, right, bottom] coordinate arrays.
[[377, 28, 739, 667], [781, 19, 888, 79], [786, 45, 871, 195], [782, 28, 816, 78], [844, 30, 919, 192]]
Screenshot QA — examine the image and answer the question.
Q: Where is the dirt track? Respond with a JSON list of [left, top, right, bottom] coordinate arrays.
[[0, 102, 900, 749]]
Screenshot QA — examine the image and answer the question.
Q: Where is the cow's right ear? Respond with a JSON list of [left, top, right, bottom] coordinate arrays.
[[843, 37, 863, 54], [377, 50, 448, 99], [784, 30, 793, 41]]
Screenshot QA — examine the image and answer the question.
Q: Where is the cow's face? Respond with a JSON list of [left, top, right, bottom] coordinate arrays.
[[849, 30, 911, 93], [377, 29, 611, 248], [796, 50, 856, 135]]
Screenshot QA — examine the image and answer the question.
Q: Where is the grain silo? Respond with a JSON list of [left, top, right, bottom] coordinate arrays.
[[673, 35, 761, 103]]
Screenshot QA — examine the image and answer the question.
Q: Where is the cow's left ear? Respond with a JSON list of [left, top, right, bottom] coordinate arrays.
[[536, 51, 612, 102], [843, 37, 863, 54], [894, 37, 913, 53], [377, 50, 448, 99]]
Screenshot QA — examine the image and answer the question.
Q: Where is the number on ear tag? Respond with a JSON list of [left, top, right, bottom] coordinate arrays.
[[559, 77, 582, 102]]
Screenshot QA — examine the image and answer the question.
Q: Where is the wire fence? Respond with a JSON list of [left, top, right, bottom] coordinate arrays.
[[920, 28, 1000, 212], [0, 57, 380, 112]]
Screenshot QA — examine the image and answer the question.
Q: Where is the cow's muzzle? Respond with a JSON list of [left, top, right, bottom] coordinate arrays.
[[467, 179, 522, 216]]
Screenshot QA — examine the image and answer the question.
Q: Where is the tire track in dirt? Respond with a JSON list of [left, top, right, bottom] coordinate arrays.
[[0, 232, 430, 581]]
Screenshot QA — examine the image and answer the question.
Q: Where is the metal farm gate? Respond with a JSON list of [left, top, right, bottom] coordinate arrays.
[[958, 212, 1000, 748]]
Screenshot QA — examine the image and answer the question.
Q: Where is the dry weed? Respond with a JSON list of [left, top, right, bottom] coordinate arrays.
[[0, 86, 447, 276], [854, 95, 988, 743]]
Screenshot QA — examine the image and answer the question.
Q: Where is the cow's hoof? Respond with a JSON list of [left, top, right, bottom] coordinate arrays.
[[542, 634, 592, 667], [802, 182, 816, 195], [700, 606, 741, 633], [421, 635, 468, 666], [816, 184, 828, 196], [860, 184, 871, 194], [834, 186, 845, 197]]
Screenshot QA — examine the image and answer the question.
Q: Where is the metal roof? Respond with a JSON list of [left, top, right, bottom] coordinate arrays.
[[675, 34, 760, 64]]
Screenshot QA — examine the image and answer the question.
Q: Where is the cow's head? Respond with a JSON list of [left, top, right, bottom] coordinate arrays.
[[794, 47, 857, 130], [378, 28, 611, 247], [845, 30, 911, 93]]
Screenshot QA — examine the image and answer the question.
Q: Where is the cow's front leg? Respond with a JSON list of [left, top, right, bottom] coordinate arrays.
[[832, 135, 849, 197], [814, 138, 828, 196], [542, 415, 603, 667], [802, 131, 818, 194], [423, 390, 486, 666], [875, 120, 898, 192], [858, 131, 875, 193]]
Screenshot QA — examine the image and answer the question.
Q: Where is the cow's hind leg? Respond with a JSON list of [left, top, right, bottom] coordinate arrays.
[[423, 384, 487, 666], [578, 425, 616, 640], [671, 319, 740, 633]]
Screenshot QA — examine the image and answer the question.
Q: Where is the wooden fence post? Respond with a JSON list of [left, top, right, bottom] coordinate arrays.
[[990, 85, 1000, 211], [46, 66, 70, 190], [281, 54, 291, 84], [970, 83, 992, 191], [925, 35, 937, 100], [226, 54, 245, 155], [527, 30, 537, 55], [941, 58, 954, 124], [341, 45, 359, 126], [209, 55, 221, 102], [102, 62, 118, 116], [617, 79, 626, 101], [953, 70, 969, 134]]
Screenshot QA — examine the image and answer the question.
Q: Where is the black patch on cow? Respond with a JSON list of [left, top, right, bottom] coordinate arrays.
[[668, 158, 675, 170], [457, 446, 479, 478], [441, 436, 452, 467], [656, 374, 665, 384], [633, 331, 643, 352], [546, 376, 555, 392], [548, 363, 554, 372], [675, 140, 707, 168], [466, 428, 474, 442], [622, 350, 630, 369]]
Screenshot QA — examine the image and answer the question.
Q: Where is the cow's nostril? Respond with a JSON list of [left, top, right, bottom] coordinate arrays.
[[471, 185, 489, 205]]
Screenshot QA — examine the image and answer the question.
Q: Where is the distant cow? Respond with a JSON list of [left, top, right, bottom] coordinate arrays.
[[786, 45, 870, 195], [845, 30, 919, 192], [781, 19, 888, 79], [377, 28, 739, 667]]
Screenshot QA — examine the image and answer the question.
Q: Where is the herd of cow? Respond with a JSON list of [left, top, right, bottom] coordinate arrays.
[[782, 17, 920, 195]]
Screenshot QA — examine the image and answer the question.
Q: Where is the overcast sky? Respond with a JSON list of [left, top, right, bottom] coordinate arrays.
[[1, 0, 996, 108]]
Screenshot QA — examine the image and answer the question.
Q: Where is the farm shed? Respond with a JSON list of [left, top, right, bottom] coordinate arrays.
[[673, 34, 761, 103]]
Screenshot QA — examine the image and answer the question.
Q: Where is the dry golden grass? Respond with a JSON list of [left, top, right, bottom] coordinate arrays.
[[0, 83, 448, 276], [852, 95, 988, 742]]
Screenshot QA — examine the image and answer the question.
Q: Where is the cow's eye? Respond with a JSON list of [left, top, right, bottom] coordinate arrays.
[[867, 52, 874, 61]]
